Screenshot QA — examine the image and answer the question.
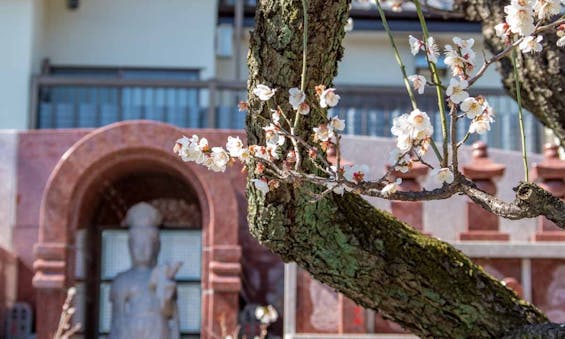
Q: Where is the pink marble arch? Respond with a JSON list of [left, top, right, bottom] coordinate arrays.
[[32, 120, 242, 339]]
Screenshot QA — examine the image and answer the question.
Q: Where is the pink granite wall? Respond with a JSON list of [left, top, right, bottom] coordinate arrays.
[[15, 129, 90, 307]]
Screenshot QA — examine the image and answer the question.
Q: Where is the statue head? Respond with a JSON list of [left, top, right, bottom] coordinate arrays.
[[123, 202, 163, 268]]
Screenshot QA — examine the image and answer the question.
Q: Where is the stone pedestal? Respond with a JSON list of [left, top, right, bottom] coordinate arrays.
[[460, 142, 509, 241], [533, 144, 565, 241], [389, 162, 429, 232]]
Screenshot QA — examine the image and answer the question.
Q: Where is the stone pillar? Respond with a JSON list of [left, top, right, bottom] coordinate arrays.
[[205, 245, 242, 339], [389, 162, 429, 232], [460, 142, 509, 241], [328, 144, 367, 333], [32, 242, 69, 339], [533, 144, 565, 241]]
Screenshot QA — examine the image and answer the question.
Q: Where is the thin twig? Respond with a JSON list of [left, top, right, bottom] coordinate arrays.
[[449, 103, 459, 172], [511, 48, 529, 182], [414, 0, 449, 167]]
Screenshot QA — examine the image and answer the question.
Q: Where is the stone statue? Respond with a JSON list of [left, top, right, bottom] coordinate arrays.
[[108, 202, 182, 339]]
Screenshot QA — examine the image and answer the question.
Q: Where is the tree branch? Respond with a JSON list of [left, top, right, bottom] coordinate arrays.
[[502, 323, 565, 338], [460, 180, 565, 228]]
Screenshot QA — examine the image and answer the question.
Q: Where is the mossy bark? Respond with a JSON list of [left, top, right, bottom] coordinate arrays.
[[246, 0, 551, 337], [454, 0, 565, 147]]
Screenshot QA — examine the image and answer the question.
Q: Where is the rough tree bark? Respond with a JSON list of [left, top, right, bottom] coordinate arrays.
[[245, 0, 560, 337], [453, 0, 565, 147]]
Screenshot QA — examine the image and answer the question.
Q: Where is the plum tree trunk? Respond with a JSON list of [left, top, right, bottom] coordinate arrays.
[[454, 0, 565, 147], [244, 0, 557, 337]]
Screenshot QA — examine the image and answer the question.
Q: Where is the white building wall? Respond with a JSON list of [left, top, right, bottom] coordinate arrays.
[[337, 31, 502, 88], [220, 30, 503, 90], [42, 0, 218, 79], [0, 0, 38, 130]]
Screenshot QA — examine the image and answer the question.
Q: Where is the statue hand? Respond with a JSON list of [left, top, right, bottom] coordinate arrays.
[[150, 262, 183, 317]]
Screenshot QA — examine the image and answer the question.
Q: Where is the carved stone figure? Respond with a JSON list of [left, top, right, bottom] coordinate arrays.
[[108, 202, 181, 339]]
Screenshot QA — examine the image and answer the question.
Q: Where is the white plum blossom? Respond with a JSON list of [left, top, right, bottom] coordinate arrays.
[[533, 0, 561, 20], [344, 164, 370, 184], [407, 109, 434, 139], [431, 167, 455, 185], [320, 88, 340, 108], [557, 25, 565, 47], [209, 147, 230, 172], [408, 74, 427, 94], [263, 123, 285, 147], [409, 35, 423, 55], [505, 0, 535, 37], [469, 106, 495, 135], [271, 110, 281, 125], [252, 179, 270, 195], [266, 143, 282, 160], [226, 136, 245, 158], [389, 0, 404, 12], [446, 78, 469, 104], [326, 182, 346, 195], [453, 37, 476, 58], [388, 149, 411, 173], [297, 102, 311, 115], [313, 124, 335, 142], [175, 135, 205, 164], [519, 35, 544, 53], [251, 145, 270, 161], [289, 87, 306, 109], [394, 161, 411, 173], [469, 118, 492, 135], [391, 109, 433, 152], [197, 137, 210, 152], [558, 35, 565, 47], [425, 36, 440, 64], [495, 22, 510, 39], [345, 17, 354, 32], [460, 97, 484, 119], [381, 178, 402, 197], [255, 305, 278, 324], [444, 45, 468, 77], [239, 148, 252, 163], [445, 37, 476, 77], [329, 116, 346, 131], [253, 84, 276, 101], [391, 114, 413, 152]]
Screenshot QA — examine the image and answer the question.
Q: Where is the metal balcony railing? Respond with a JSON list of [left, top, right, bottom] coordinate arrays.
[[30, 75, 544, 152]]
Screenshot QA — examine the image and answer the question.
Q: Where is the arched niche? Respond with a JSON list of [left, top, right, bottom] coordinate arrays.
[[33, 121, 242, 339]]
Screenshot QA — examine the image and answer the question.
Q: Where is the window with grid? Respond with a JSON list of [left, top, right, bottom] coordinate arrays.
[[73, 228, 202, 338], [37, 68, 201, 129]]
